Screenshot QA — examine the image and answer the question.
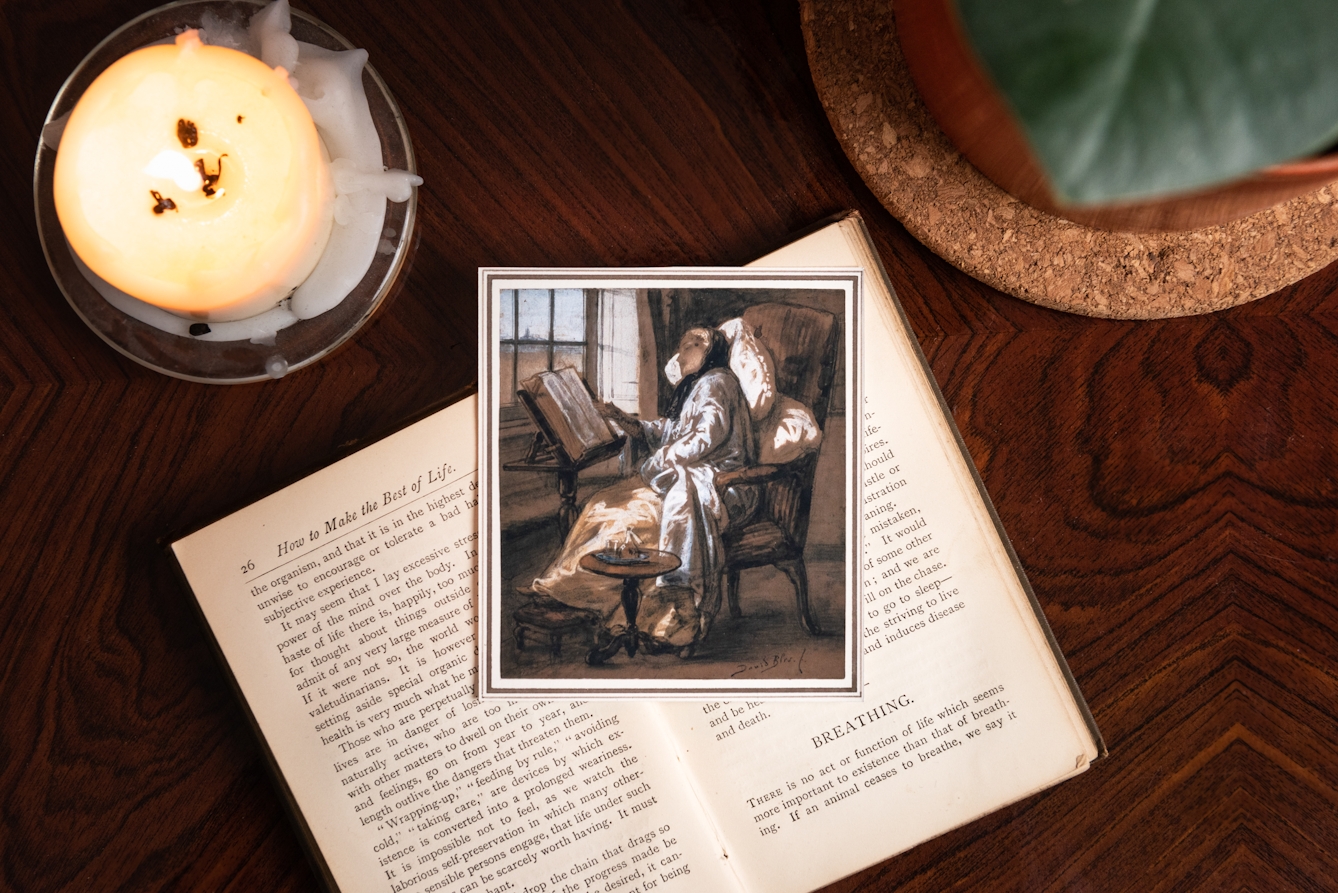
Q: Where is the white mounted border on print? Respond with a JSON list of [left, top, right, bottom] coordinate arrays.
[[477, 269, 862, 699]]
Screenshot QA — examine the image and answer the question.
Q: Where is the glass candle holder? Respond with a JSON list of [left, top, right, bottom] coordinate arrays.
[[33, 0, 418, 384]]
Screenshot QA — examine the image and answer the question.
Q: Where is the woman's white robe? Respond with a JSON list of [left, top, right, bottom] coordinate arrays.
[[532, 368, 756, 645]]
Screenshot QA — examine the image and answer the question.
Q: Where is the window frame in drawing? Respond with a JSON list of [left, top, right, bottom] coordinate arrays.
[[496, 287, 596, 420]]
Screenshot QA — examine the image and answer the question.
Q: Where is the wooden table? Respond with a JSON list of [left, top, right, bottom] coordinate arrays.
[[580, 549, 682, 663], [2, 1, 1337, 891]]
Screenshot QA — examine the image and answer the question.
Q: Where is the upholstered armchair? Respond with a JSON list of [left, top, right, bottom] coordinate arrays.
[[713, 302, 840, 636]]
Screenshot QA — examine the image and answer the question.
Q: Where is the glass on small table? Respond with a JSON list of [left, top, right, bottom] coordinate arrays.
[[579, 549, 681, 664]]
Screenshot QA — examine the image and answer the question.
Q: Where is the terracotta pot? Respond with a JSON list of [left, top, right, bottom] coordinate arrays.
[[893, 0, 1338, 232]]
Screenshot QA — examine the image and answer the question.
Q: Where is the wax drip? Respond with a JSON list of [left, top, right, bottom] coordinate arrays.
[[150, 190, 177, 214], [177, 118, 198, 147]]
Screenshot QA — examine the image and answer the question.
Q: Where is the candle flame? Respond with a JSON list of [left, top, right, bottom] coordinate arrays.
[[144, 149, 204, 191]]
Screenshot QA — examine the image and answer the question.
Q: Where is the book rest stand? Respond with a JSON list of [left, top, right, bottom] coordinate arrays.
[[503, 389, 626, 537], [580, 550, 682, 664]]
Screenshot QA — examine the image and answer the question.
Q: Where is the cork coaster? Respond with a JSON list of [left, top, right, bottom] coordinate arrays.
[[800, 0, 1338, 318]]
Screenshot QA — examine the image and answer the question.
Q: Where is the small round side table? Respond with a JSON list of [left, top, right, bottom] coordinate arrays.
[[579, 550, 681, 664]]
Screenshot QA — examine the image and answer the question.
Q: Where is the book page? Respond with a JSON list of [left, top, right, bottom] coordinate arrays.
[[525, 368, 617, 463], [172, 397, 741, 893], [649, 220, 1099, 893]]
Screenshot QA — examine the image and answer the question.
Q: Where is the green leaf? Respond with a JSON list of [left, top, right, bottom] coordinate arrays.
[[955, 0, 1338, 204]]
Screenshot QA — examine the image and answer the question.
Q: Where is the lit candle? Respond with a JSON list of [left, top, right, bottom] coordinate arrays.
[[53, 29, 334, 321]]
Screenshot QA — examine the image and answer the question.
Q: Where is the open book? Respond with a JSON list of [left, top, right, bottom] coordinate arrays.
[[170, 214, 1102, 893], [516, 367, 623, 467]]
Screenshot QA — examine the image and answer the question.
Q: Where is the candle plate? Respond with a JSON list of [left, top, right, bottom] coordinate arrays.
[[34, 0, 418, 384]]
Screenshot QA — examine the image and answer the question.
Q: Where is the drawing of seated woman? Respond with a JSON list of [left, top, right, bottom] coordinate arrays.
[[528, 325, 760, 654]]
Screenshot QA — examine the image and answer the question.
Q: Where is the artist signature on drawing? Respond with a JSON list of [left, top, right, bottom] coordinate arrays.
[[731, 648, 806, 677]]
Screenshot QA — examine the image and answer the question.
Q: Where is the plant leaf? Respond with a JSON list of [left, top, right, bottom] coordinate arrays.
[[955, 0, 1338, 204]]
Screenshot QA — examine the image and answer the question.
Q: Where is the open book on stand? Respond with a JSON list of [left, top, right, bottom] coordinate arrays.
[[516, 367, 625, 467], [170, 213, 1103, 893]]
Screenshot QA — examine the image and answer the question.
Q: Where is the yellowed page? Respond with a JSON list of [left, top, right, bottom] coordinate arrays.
[[172, 396, 741, 893], [650, 220, 1098, 893]]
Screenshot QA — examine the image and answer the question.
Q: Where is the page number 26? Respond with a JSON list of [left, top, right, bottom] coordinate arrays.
[[241, 559, 255, 575]]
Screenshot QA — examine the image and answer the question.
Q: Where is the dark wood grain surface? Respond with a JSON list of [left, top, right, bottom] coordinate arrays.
[[3, 1, 1336, 891]]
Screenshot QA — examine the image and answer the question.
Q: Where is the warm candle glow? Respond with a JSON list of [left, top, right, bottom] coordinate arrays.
[[54, 30, 333, 321]]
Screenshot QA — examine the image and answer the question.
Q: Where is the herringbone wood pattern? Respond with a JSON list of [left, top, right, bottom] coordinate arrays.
[[2, 1, 1336, 891]]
